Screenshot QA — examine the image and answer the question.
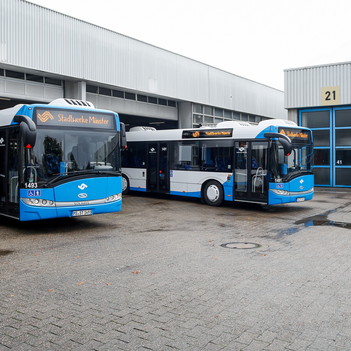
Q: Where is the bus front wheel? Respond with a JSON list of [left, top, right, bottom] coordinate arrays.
[[203, 181, 223, 206], [122, 174, 130, 195]]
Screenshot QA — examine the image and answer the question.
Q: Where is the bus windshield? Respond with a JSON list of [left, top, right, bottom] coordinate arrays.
[[270, 137, 313, 181], [25, 128, 121, 186]]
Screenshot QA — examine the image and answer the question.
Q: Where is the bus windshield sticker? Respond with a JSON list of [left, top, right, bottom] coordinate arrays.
[[35, 108, 115, 129], [278, 128, 309, 141], [182, 129, 232, 139]]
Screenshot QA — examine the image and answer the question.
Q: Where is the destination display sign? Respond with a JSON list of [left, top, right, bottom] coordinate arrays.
[[35, 108, 115, 130], [182, 129, 232, 139], [278, 128, 310, 141]]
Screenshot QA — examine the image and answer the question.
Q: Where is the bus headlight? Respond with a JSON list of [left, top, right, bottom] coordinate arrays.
[[270, 189, 290, 196], [105, 193, 122, 203], [21, 198, 56, 206]]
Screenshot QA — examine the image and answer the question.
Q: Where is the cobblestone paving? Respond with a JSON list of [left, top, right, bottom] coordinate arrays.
[[1, 189, 351, 350]]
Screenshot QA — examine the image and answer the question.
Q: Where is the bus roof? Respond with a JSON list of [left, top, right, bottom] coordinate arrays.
[[126, 119, 303, 142]]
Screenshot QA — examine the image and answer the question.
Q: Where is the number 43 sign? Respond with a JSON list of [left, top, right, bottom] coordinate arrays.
[[321, 86, 340, 105]]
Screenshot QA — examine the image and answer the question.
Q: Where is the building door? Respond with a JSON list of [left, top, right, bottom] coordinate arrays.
[[300, 109, 332, 186], [334, 108, 351, 186], [147, 142, 169, 193], [300, 107, 351, 187]]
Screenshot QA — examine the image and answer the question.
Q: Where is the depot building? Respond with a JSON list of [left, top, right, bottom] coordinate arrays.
[[285, 62, 351, 188], [1, 0, 284, 131], [2, 1, 350, 189]]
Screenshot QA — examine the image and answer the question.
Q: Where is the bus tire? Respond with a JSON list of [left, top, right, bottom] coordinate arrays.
[[203, 180, 223, 206], [122, 174, 130, 195]]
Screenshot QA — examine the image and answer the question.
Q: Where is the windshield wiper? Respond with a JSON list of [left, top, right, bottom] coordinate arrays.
[[284, 170, 311, 182], [44, 170, 119, 186]]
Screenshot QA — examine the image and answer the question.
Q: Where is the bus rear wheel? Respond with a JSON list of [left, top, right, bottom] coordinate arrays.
[[203, 181, 223, 206], [122, 174, 130, 195]]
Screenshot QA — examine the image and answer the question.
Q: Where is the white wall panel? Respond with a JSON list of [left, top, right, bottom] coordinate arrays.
[[87, 93, 178, 120], [285, 62, 351, 108], [1, 0, 284, 119]]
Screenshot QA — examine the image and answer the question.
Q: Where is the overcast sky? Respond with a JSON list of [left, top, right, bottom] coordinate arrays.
[[27, 0, 351, 91]]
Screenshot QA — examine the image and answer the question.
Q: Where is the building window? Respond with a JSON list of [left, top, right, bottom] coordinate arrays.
[[214, 108, 223, 117], [301, 111, 330, 128], [204, 116, 213, 124], [214, 117, 223, 124], [6, 70, 25, 80], [193, 104, 202, 113], [26, 74, 44, 83], [204, 106, 212, 115], [191, 103, 264, 127], [45, 77, 62, 86], [148, 97, 157, 104], [168, 100, 176, 107], [159, 98, 167, 106], [113, 90, 124, 98], [248, 115, 255, 123], [125, 92, 136, 100], [224, 110, 232, 119], [0, 69, 4, 76], [87, 85, 98, 94], [233, 111, 240, 120], [99, 87, 111, 96], [193, 114, 202, 124], [137, 94, 147, 102]]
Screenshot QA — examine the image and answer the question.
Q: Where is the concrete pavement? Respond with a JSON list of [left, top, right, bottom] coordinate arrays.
[[1, 189, 351, 350]]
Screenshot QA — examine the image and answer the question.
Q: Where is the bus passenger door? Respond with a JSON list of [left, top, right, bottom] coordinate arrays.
[[147, 142, 170, 193], [234, 141, 249, 200], [234, 141, 268, 203], [0, 130, 6, 215], [8, 128, 21, 217], [0, 128, 20, 218]]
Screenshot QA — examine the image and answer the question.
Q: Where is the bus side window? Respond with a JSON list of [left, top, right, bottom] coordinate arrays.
[[122, 143, 146, 168]]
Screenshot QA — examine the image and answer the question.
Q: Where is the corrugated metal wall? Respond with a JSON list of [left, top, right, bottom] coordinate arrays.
[[285, 62, 351, 109], [1, 0, 284, 118]]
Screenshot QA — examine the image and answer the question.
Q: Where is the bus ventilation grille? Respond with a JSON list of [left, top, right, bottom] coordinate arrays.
[[49, 98, 95, 108], [129, 126, 157, 132], [64, 99, 94, 108]]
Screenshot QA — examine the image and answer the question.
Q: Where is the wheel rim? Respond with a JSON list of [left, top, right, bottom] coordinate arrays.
[[122, 177, 128, 192], [207, 185, 220, 202]]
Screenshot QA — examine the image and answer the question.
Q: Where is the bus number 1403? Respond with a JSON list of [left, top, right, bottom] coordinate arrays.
[[24, 182, 38, 189]]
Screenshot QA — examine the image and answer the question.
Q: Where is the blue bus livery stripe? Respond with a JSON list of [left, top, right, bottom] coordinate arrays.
[[170, 191, 201, 198], [130, 187, 147, 192]]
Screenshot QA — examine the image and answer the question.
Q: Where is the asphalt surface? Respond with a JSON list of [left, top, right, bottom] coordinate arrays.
[[1, 189, 351, 350]]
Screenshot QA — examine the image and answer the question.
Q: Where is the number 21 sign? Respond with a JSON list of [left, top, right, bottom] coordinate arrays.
[[321, 86, 340, 105]]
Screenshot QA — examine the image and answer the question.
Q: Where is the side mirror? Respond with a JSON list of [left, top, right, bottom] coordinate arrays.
[[14, 115, 36, 148], [120, 122, 127, 149], [264, 132, 292, 156]]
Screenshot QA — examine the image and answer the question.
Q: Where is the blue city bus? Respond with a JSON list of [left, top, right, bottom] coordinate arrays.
[[0, 98, 126, 221], [122, 120, 314, 206]]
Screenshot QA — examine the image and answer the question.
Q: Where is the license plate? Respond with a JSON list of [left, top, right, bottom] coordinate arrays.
[[297, 197, 305, 202], [72, 210, 92, 217]]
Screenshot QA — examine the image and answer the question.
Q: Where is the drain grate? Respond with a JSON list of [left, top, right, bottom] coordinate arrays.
[[220, 242, 260, 249]]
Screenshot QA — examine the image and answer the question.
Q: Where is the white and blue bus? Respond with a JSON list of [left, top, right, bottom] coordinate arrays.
[[0, 98, 126, 221], [121, 120, 314, 206]]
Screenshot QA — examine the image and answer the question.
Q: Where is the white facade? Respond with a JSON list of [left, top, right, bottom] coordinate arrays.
[[0, 0, 285, 129], [285, 61, 351, 188]]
